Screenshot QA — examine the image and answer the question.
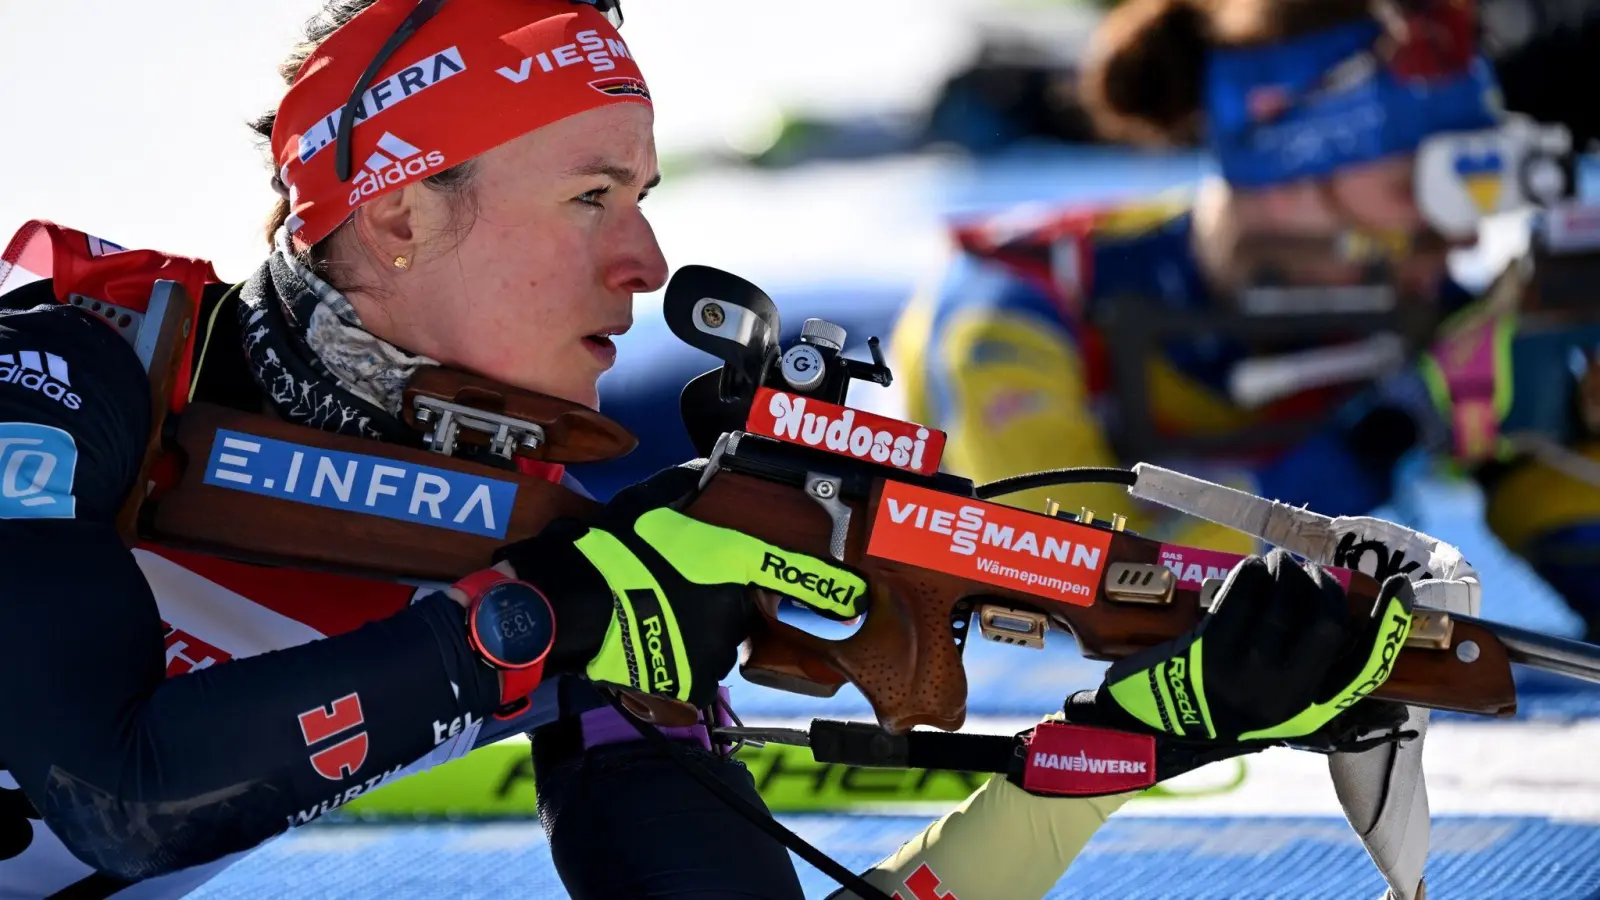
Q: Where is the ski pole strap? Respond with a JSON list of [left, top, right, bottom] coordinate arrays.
[[809, 720, 1160, 797]]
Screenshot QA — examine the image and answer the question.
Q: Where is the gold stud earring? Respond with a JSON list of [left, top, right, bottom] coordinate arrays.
[[393, 255, 410, 270]]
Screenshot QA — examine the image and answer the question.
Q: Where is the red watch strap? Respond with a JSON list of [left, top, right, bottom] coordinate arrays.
[[497, 661, 547, 709], [453, 567, 510, 598]]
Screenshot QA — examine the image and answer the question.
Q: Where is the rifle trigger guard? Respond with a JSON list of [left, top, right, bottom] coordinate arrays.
[[804, 473, 849, 561]]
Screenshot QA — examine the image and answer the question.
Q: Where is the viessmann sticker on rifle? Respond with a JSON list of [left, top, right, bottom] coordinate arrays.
[[866, 481, 1112, 605], [745, 387, 946, 476]]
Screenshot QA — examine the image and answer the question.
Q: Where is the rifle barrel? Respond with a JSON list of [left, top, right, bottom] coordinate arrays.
[[1466, 615, 1600, 686]]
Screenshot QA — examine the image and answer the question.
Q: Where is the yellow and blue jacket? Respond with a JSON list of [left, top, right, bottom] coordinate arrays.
[[891, 196, 1600, 633]]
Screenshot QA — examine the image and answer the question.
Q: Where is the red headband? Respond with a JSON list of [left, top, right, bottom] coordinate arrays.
[[272, 0, 651, 247]]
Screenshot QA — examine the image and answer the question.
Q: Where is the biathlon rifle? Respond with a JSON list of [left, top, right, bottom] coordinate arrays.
[[110, 265, 1600, 734]]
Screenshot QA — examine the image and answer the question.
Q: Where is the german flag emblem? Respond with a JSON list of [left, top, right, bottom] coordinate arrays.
[[590, 77, 651, 101]]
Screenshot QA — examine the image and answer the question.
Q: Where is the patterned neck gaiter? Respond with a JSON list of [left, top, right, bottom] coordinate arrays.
[[236, 229, 437, 443]]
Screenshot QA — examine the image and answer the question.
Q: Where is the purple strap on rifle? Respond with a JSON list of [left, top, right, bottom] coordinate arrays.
[[578, 685, 734, 753]]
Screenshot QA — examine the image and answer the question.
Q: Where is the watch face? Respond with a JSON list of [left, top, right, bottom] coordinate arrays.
[[472, 582, 555, 669]]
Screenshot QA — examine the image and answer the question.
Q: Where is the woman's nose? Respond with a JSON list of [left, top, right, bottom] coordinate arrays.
[[605, 210, 669, 294]]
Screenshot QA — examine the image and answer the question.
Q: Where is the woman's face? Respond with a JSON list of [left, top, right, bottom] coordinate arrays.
[[1241, 154, 1461, 296], [348, 103, 668, 409]]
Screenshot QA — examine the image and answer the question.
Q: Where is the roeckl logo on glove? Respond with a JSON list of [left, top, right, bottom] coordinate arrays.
[[759, 552, 860, 608], [640, 614, 676, 695], [624, 589, 681, 696], [1334, 609, 1412, 710], [1165, 658, 1204, 730], [1020, 722, 1156, 796]]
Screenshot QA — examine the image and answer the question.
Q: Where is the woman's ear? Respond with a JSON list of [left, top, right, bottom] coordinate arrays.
[[352, 186, 418, 269]]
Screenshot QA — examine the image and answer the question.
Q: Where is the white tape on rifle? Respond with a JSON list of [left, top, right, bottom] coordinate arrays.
[[1318, 515, 1480, 596], [1127, 463, 1336, 559], [1127, 464, 1481, 596], [1412, 579, 1481, 616]]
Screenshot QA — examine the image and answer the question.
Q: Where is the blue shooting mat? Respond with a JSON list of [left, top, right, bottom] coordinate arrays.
[[190, 816, 1600, 899]]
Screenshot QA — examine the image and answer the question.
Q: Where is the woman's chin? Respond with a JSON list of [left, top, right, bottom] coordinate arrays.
[[551, 379, 601, 411], [472, 367, 598, 410]]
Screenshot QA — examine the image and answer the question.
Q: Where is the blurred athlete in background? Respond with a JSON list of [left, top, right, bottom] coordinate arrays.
[[886, 0, 1600, 640]]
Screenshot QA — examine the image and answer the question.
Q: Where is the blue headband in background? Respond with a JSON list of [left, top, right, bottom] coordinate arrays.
[[1204, 19, 1502, 188]]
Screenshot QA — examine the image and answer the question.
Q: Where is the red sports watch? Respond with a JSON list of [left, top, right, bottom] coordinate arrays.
[[453, 569, 557, 714]]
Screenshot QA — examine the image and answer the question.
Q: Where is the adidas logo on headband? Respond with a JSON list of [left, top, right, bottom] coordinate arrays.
[[347, 132, 446, 207]]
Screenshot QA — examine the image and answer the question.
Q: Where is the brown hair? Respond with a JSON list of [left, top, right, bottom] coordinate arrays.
[[250, 0, 478, 285], [1080, 0, 1376, 146]]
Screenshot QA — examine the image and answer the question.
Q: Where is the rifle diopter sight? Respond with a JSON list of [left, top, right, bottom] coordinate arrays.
[[663, 264, 894, 456]]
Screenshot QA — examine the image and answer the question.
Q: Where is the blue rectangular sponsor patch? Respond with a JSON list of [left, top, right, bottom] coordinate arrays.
[[203, 429, 518, 539], [0, 422, 78, 519]]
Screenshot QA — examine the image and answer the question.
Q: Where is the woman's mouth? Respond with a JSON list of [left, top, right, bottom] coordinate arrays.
[[582, 332, 620, 368]]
